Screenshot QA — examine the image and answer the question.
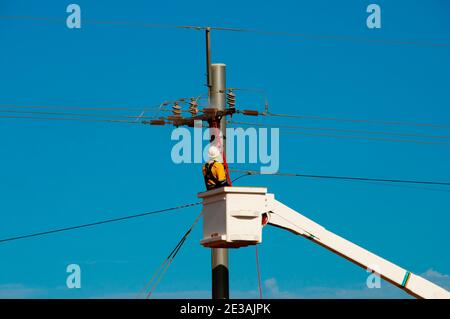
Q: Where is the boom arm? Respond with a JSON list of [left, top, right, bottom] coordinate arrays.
[[265, 194, 450, 299], [198, 187, 449, 299]]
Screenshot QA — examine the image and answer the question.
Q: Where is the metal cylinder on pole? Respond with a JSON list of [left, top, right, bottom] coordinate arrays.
[[209, 63, 229, 299], [210, 63, 227, 135]]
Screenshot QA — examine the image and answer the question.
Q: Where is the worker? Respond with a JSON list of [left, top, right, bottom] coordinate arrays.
[[203, 145, 229, 190]]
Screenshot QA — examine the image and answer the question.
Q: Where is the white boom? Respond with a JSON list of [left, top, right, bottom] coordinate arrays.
[[199, 187, 450, 299], [264, 193, 450, 299]]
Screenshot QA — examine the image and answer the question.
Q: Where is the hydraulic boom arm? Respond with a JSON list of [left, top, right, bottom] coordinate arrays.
[[265, 194, 450, 299]]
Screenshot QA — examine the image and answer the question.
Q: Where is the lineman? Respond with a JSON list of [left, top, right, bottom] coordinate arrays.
[[203, 145, 229, 190]]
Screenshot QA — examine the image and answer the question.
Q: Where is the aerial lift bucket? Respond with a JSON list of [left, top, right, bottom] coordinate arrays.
[[198, 187, 268, 248]]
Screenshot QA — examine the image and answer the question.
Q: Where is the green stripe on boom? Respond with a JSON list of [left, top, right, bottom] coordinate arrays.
[[401, 271, 411, 287]]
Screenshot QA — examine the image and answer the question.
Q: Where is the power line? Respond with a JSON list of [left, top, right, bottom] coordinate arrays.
[[1, 15, 448, 48], [229, 120, 450, 140], [264, 112, 450, 129], [255, 246, 263, 299], [0, 104, 163, 112], [0, 98, 205, 114], [0, 114, 143, 124], [0, 109, 159, 120], [0, 15, 196, 30], [0, 114, 214, 127], [343, 178, 450, 194], [137, 239, 183, 299], [0, 202, 201, 244], [141, 209, 204, 299], [284, 131, 450, 146], [236, 170, 450, 194], [231, 170, 450, 194], [228, 120, 450, 146], [229, 169, 450, 187], [231, 173, 250, 184]]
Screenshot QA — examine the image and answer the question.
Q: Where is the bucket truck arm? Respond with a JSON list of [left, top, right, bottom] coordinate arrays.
[[198, 187, 449, 299], [265, 194, 450, 299]]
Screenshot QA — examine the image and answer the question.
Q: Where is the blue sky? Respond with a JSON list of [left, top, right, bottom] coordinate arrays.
[[0, 0, 449, 298]]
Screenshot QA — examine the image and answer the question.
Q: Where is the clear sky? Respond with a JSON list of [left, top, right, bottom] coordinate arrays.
[[0, 0, 449, 298]]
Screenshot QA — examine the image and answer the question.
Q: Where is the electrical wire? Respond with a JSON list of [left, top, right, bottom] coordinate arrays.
[[228, 120, 450, 146], [230, 169, 450, 194], [140, 209, 204, 299], [0, 202, 201, 244], [344, 178, 450, 194], [229, 169, 450, 187], [0, 99, 205, 114], [227, 88, 269, 108], [0, 109, 159, 120], [1, 15, 448, 48], [0, 115, 141, 124], [0, 104, 163, 112], [255, 245, 263, 299], [284, 131, 450, 146], [138, 230, 193, 296], [0, 15, 201, 31], [229, 120, 450, 140], [231, 173, 251, 184], [264, 112, 450, 129]]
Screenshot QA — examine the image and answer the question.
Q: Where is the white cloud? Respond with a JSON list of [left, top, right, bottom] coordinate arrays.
[[261, 277, 409, 299], [5, 268, 448, 299], [93, 292, 143, 299], [295, 284, 410, 299], [263, 278, 297, 298], [422, 268, 449, 279], [0, 284, 43, 298], [93, 290, 211, 299], [264, 278, 279, 294], [421, 268, 450, 290]]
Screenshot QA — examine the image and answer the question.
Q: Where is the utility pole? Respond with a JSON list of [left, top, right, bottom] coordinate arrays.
[[142, 27, 249, 300], [209, 63, 229, 299], [206, 27, 229, 299]]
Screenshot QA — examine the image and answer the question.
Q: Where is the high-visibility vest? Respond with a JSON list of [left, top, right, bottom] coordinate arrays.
[[202, 161, 227, 190]]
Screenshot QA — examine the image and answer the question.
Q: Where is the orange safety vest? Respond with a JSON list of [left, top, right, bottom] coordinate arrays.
[[202, 161, 228, 190]]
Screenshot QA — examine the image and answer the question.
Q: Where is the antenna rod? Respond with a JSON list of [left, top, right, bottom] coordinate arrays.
[[205, 27, 212, 99]]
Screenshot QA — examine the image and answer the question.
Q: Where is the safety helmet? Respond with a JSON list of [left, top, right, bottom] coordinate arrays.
[[208, 145, 222, 162]]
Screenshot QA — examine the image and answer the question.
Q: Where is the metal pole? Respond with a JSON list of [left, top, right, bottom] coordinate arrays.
[[210, 63, 229, 299], [212, 247, 229, 299]]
